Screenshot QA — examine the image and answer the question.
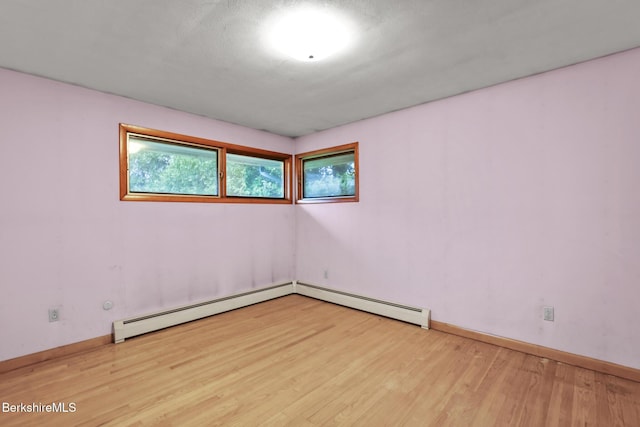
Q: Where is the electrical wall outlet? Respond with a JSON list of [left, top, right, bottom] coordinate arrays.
[[49, 308, 60, 322], [543, 306, 554, 322]]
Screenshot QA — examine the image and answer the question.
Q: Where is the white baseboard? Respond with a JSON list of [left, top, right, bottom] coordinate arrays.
[[113, 281, 430, 343], [294, 281, 430, 329], [113, 282, 295, 343]]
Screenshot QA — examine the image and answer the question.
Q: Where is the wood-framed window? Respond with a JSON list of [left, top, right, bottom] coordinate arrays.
[[119, 124, 292, 204], [295, 142, 359, 204]]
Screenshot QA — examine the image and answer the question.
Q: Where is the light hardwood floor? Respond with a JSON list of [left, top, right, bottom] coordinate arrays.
[[1, 295, 639, 426]]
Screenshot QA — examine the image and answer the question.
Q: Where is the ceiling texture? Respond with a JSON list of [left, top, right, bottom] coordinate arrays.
[[1, 0, 640, 137]]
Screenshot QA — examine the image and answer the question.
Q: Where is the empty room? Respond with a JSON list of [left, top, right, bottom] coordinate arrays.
[[1, 1, 639, 425]]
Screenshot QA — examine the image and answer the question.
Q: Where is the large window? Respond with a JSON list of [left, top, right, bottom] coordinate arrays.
[[120, 124, 292, 203], [295, 142, 359, 203], [127, 137, 220, 197]]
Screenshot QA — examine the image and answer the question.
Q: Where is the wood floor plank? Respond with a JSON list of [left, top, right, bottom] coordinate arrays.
[[544, 362, 576, 427], [1, 295, 639, 426]]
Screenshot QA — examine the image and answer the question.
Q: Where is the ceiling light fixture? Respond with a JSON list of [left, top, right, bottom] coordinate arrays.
[[265, 6, 354, 62]]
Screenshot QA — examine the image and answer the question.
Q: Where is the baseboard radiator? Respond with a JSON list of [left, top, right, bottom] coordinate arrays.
[[113, 281, 430, 343], [113, 282, 295, 343], [294, 282, 430, 329]]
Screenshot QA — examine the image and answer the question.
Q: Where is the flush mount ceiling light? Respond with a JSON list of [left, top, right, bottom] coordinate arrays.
[[265, 6, 355, 62]]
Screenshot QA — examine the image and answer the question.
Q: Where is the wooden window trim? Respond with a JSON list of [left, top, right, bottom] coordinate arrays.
[[295, 142, 359, 204], [119, 124, 293, 204]]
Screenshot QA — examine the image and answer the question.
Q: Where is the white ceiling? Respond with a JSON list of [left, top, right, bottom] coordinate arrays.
[[1, 0, 640, 137]]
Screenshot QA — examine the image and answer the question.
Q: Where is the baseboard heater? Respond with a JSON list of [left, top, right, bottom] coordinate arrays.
[[113, 281, 430, 343], [113, 282, 295, 343], [294, 282, 430, 330]]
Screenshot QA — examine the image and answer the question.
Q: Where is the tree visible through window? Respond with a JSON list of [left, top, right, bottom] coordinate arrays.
[[295, 142, 359, 203], [120, 124, 292, 204], [226, 153, 284, 198], [128, 137, 219, 196], [302, 152, 355, 198]]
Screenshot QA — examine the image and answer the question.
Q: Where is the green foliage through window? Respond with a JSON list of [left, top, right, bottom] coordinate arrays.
[[303, 152, 356, 198], [226, 153, 284, 198], [295, 142, 358, 204], [128, 137, 218, 196], [120, 124, 292, 203]]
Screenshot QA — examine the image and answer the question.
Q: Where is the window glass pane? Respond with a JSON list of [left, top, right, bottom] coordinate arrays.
[[127, 136, 218, 196], [303, 151, 355, 198], [226, 153, 285, 198]]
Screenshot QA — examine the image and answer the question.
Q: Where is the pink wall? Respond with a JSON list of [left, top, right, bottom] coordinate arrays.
[[295, 48, 640, 369], [2, 48, 639, 370], [0, 69, 295, 361]]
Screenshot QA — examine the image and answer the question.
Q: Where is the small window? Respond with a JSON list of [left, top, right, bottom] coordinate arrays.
[[295, 142, 359, 203], [120, 124, 292, 204]]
